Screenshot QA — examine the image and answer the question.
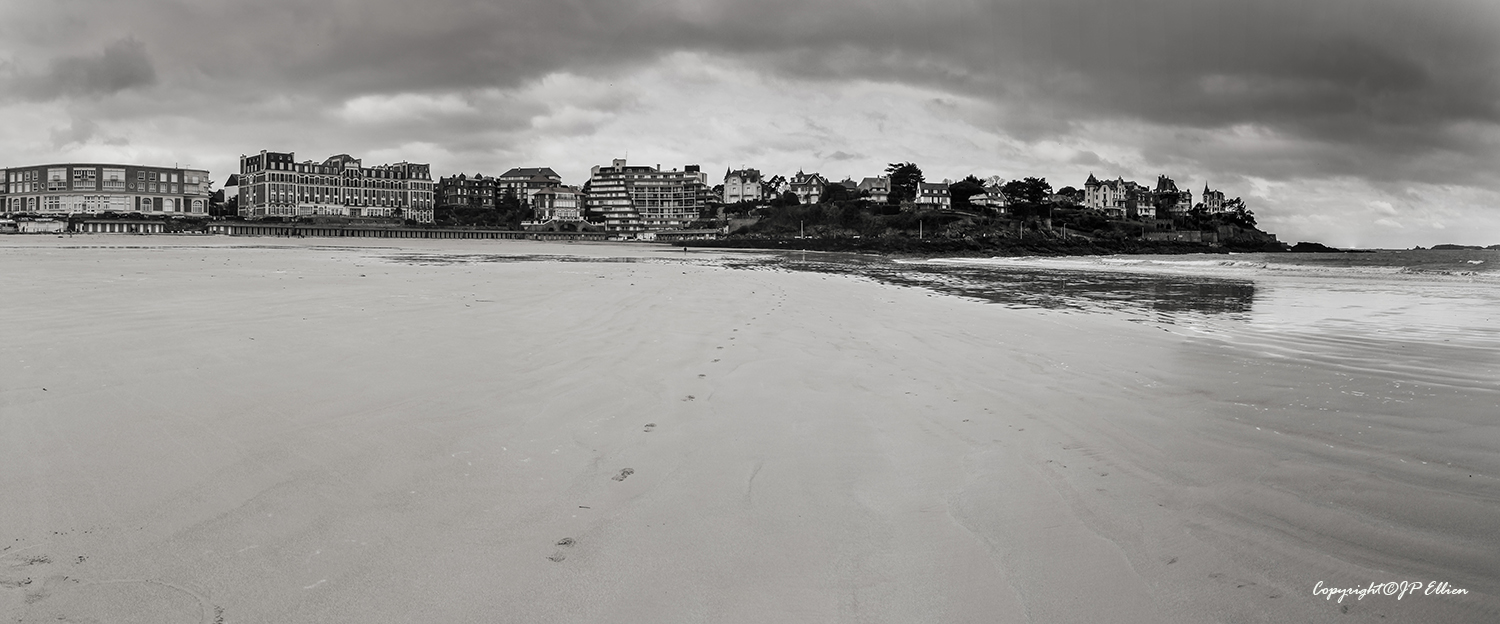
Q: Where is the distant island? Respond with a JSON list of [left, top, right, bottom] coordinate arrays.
[[1423, 244, 1500, 251]]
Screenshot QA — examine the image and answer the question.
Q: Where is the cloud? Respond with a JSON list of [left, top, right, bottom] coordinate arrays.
[[1069, 151, 1102, 166], [49, 117, 99, 148], [0, 0, 1497, 247], [6, 38, 156, 100], [338, 93, 477, 124]]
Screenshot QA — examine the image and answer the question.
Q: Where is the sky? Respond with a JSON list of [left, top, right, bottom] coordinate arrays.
[[1, 0, 1497, 248]]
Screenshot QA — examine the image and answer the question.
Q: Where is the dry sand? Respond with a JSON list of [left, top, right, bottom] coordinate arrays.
[[1, 236, 1496, 623]]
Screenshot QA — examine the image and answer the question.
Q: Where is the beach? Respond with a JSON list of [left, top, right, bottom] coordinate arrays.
[[2, 237, 1496, 623]]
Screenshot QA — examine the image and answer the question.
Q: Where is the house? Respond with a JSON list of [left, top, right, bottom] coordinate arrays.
[[789, 171, 827, 205], [971, 185, 1009, 212], [527, 185, 586, 226], [857, 176, 891, 203], [435, 173, 499, 210], [1200, 183, 1226, 213], [496, 167, 563, 202], [914, 182, 951, 209], [1155, 175, 1193, 216], [1083, 173, 1130, 217], [1084, 174, 1156, 219], [723, 168, 764, 204], [1128, 188, 1156, 219]]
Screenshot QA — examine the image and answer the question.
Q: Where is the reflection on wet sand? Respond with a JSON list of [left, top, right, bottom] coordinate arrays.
[[739, 253, 1257, 320], [382, 249, 1259, 321]]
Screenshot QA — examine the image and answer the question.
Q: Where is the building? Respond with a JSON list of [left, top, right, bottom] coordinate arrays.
[[1200, 183, 1226, 214], [75, 219, 168, 234], [527, 185, 586, 226], [1083, 174, 1129, 216], [2, 163, 211, 216], [435, 173, 499, 210], [1084, 174, 1153, 218], [857, 176, 891, 203], [723, 168, 764, 204], [1128, 190, 1156, 219], [583, 158, 708, 236], [914, 182, 951, 209], [238, 151, 435, 223], [971, 185, 1009, 212], [789, 171, 827, 204], [497, 167, 563, 203], [1155, 175, 1193, 216]]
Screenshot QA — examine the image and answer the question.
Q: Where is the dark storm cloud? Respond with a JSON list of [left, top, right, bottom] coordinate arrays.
[[5, 0, 1498, 186], [5, 38, 156, 100]]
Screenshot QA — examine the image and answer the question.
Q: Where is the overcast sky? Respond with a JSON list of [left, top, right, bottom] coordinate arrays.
[[2, 0, 1497, 247]]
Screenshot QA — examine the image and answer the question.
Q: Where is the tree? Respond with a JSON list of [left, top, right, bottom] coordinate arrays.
[[770, 190, 799, 208], [1001, 177, 1052, 205], [821, 183, 856, 204], [884, 162, 924, 204], [499, 187, 521, 211], [1224, 197, 1256, 227], [948, 175, 987, 210], [1055, 186, 1084, 205], [762, 175, 786, 199]]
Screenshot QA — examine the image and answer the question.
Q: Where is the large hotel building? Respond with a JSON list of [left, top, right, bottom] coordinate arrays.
[[584, 159, 707, 235], [2, 163, 211, 216], [238, 151, 435, 223]]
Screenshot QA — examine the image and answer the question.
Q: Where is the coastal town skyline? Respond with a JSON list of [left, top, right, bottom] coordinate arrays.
[[1, 0, 1497, 248]]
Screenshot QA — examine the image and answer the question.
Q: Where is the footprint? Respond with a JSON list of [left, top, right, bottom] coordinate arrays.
[[644, 423, 656, 432], [556, 538, 576, 547], [547, 550, 566, 562], [683, 395, 695, 401], [612, 468, 635, 482]]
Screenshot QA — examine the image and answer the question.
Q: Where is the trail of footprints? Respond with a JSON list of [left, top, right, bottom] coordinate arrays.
[[1, 543, 224, 620], [550, 295, 781, 562]]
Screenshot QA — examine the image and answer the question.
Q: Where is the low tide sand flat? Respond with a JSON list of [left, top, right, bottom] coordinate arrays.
[[1, 237, 1496, 623]]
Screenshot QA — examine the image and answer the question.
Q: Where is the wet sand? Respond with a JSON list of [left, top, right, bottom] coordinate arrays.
[[2, 237, 1496, 623]]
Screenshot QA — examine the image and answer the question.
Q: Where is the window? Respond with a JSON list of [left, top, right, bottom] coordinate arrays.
[[102, 168, 126, 191], [48, 168, 67, 191], [72, 169, 98, 191]]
